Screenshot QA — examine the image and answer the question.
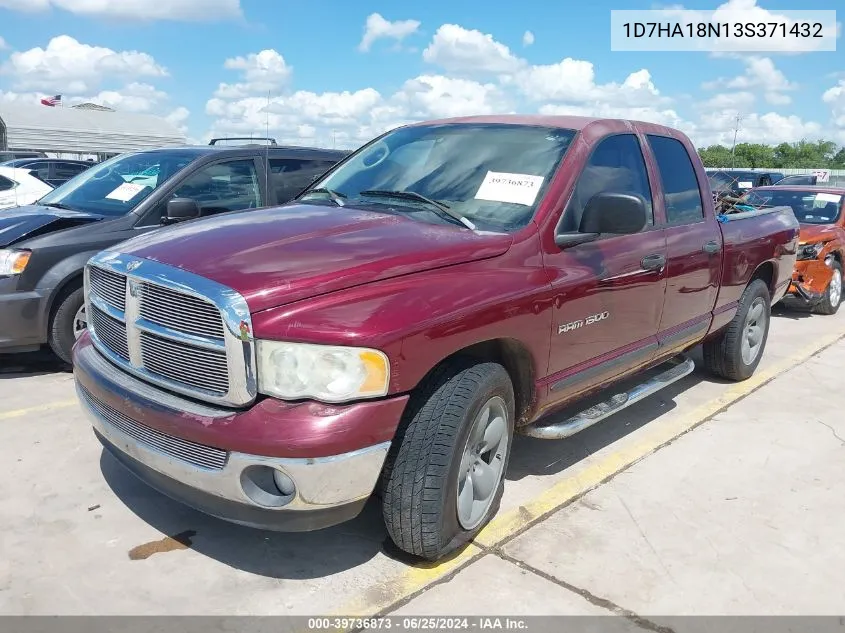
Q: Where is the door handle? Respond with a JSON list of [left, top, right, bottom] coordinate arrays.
[[703, 240, 720, 254], [641, 253, 666, 271]]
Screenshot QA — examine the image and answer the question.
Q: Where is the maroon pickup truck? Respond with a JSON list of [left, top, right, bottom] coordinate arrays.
[[72, 115, 799, 560]]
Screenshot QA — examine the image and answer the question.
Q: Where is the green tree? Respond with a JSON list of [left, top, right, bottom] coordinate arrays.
[[700, 140, 845, 169], [698, 145, 735, 167], [734, 143, 774, 168]]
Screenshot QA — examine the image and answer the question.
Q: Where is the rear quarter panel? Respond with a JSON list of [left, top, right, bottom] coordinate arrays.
[[711, 208, 799, 332]]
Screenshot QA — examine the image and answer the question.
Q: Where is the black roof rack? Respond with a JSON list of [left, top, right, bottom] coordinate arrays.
[[209, 137, 278, 146]]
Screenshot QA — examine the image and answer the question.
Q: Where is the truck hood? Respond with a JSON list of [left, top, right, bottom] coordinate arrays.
[[0, 204, 105, 247], [118, 203, 514, 313], [798, 224, 840, 244]]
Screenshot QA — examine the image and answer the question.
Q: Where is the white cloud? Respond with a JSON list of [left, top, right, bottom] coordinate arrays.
[[0, 0, 242, 21], [423, 24, 523, 75], [205, 73, 508, 149], [693, 110, 823, 147], [515, 63, 665, 109], [0, 37, 7, 50], [700, 91, 756, 112], [358, 13, 421, 52], [522, 31, 534, 47], [165, 106, 191, 135], [1, 35, 167, 93], [214, 49, 292, 99], [765, 92, 791, 106], [203, 21, 829, 152], [701, 56, 795, 111], [823, 80, 845, 143], [393, 75, 510, 120], [76, 82, 168, 112]]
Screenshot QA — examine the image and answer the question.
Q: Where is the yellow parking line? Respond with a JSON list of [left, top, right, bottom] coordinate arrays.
[[335, 325, 845, 617], [0, 398, 78, 421]]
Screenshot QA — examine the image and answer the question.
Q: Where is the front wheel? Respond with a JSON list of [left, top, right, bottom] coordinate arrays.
[[48, 286, 87, 364], [703, 279, 771, 381], [814, 261, 842, 315], [381, 360, 515, 560]]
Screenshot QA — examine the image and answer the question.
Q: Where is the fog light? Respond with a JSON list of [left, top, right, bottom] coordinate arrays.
[[240, 465, 295, 508], [273, 470, 296, 496]]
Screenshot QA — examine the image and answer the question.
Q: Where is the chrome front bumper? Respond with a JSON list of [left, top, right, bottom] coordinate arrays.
[[77, 382, 391, 530]]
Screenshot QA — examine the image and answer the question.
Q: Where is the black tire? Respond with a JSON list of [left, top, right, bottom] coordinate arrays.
[[48, 286, 86, 364], [703, 279, 771, 381], [381, 359, 515, 560], [813, 261, 842, 315]]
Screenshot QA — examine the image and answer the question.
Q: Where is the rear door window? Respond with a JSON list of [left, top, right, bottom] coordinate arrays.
[[646, 135, 705, 225]]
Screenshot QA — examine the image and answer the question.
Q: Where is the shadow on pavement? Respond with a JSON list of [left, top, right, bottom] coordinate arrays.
[[99, 450, 387, 579], [506, 345, 722, 481], [0, 349, 68, 378], [771, 304, 817, 320]]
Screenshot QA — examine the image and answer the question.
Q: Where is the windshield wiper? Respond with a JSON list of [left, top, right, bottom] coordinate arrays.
[[359, 190, 476, 230], [41, 202, 76, 211], [302, 188, 346, 206]]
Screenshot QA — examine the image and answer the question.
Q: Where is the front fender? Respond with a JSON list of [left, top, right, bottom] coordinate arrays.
[[248, 258, 552, 397]]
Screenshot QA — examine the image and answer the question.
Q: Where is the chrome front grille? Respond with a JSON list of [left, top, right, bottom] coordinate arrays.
[[84, 251, 256, 407], [140, 331, 229, 395], [89, 265, 126, 311], [89, 305, 129, 360], [139, 282, 225, 339], [79, 385, 228, 470]]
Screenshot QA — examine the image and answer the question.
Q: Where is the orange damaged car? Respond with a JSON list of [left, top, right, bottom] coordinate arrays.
[[744, 186, 845, 315]]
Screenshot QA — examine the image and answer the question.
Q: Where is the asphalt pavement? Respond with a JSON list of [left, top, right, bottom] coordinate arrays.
[[1, 304, 843, 628]]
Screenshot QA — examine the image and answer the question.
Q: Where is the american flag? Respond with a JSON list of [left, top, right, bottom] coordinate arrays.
[[40, 94, 62, 107]]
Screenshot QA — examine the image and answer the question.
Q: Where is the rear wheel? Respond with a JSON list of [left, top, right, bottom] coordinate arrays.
[[814, 261, 842, 315], [48, 286, 86, 364], [703, 279, 770, 381], [381, 359, 515, 560]]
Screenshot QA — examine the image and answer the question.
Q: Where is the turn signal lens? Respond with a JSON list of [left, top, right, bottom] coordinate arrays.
[[0, 249, 32, 276]]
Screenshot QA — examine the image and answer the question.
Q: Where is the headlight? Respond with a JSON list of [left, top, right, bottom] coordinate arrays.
[[256, 341, 390, 402], [0, 249, 32, 276], [797, 242, 825, 261]]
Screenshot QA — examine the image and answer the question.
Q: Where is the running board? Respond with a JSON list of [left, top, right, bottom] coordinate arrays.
[[520, 356, 696, 440]]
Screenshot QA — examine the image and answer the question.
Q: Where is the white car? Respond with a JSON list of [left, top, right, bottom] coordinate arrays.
[[0, 166, 54, 210]]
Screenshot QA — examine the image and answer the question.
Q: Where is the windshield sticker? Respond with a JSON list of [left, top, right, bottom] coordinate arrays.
[[816, 193, 841, 204], [738, 181, 753, 188], [474, 171, 545, 206], [105, 182, 146, 202]]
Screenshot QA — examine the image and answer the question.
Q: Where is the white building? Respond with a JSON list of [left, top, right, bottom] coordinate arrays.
[[0, 102, 188, 160]]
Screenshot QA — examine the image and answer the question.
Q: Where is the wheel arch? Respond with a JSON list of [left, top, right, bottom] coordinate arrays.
[[410, 338, 538, 427]]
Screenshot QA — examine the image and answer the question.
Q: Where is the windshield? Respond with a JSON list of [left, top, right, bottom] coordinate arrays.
[[302, 123, 577, 232], [37, 150, 198, 216], [774, 175, 815, 186], [707, 172, 734, 190], [743, 189, 843, 224]]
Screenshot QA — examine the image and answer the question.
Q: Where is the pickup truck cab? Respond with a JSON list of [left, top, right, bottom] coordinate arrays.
[[72, 115, 799, 560], [744, 186, 845, 314], [0, 143, 348, 362]]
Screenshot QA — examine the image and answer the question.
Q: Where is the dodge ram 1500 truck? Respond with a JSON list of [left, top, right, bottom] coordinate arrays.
[[72, 115, 800, 561]]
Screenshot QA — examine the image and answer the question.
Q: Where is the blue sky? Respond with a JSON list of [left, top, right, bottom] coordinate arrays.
[[0, 0, 842, 149]]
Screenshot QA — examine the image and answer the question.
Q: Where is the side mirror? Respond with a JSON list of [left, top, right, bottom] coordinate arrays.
[[555, 192, 647, 249], [162, 197, 200, 225]]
